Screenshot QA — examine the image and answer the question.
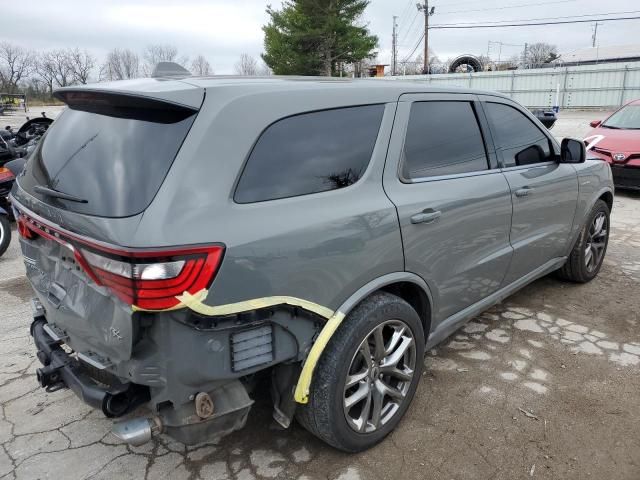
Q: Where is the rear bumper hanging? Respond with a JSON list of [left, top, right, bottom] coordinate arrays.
[[30, 317, 149, 417]]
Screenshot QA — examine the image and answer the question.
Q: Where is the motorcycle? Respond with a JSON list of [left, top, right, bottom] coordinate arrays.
[[0, 159, 20, 256], [0, 113, 52, 257]]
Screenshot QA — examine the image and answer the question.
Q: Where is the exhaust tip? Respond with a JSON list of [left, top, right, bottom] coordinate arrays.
[[111, 417, 154, 446]]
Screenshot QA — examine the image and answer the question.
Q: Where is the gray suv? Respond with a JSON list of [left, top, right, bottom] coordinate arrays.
[[11, 75, 613, 452]]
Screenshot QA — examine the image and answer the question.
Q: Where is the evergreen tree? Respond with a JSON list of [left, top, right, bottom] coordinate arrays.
[[262, 0, 378, 76]]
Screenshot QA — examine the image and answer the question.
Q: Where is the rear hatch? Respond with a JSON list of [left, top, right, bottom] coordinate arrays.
[[12, 84, 205, 362]]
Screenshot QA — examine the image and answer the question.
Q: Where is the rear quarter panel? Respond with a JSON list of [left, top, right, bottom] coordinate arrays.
[[565, 159, 614, 255], [136, 93, 404, 314]]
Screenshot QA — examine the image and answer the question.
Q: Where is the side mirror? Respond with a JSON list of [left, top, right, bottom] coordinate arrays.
[[589, 120, 602, 128], [560, 138, 586, 164]]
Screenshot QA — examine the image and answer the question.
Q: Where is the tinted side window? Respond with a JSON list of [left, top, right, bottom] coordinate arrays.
[[484, 102, 552, 167], [235, 105, 384, 203], [402, 101, 488, 180]]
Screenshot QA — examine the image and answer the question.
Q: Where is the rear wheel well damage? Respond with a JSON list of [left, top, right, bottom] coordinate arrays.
[[380, 282, 432, 340], [599, 191, 613, 212]]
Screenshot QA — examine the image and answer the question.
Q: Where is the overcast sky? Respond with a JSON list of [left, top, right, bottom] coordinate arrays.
[[2, 0, 638, 75]]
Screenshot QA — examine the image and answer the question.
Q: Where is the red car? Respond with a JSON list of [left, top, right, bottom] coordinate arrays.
[[584, 99, 640, 190]]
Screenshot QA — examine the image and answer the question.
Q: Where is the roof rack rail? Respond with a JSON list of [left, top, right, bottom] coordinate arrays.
[[151, 62, 191, 79]]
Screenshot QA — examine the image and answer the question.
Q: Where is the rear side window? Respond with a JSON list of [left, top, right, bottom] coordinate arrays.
[[234, 105, 384, 203], [402, 101, 489, 180], [484, 102, 552, 167], [18, 93, 197, 217]]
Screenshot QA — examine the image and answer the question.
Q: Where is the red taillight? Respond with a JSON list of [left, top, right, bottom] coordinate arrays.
[[17, 216, 36, 239], [0, 167, 14, 182], [81, 246, 224, 310], [15, 210, 224, 311]]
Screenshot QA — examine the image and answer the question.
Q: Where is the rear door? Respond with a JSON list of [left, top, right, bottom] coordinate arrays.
[[383, 93, 513, 324], [480, 97, 578, 284]]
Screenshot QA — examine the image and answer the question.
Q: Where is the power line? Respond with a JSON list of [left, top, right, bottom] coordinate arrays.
[[429, 15, 640, 29], [432, 10, 640, 26], [437, 0, 576, 16], [398, 0, 415, 22], [398, 11, 420, 44], [401, 32, 425, 63]]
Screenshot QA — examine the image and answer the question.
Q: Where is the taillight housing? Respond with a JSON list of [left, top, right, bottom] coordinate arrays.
[[80, 246, 224, 310], [15, 210, 224, 311]]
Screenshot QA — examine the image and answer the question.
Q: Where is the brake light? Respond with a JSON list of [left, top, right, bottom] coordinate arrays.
[[15, 210, 224, 310], [17, 216, 36, 239], [0, 167, 14, 182], [80, 246, 224, 310]]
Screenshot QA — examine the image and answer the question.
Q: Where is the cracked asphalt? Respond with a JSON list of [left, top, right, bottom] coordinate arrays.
[[1, 109, 639, 479]]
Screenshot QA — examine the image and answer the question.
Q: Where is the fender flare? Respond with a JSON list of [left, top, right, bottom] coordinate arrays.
[[565, 186, 613, 257], [293, 271, 433, 404]]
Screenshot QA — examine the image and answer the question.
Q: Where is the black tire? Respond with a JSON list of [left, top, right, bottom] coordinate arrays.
[[296, 291, 425, 452], [557, 199, 610, 283], [0, 215, 11, 257]]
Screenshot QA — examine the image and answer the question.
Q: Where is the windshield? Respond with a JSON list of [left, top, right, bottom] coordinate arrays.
[[18, 93, 197, 217], [602, 104, 640, 129]]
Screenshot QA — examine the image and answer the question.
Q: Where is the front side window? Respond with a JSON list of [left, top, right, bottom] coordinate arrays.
[[234, 105, 384, 203], [484, 102, 552, 167], [402, 101, 489, 180]]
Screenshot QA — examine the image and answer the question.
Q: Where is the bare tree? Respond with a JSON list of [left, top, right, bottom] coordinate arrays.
[[0, 42, 35, 93], [525, 43, 559, 68], [47, 50, 75, 87], [399, 50, 439, 75], [99, 48, 140, 81], [234, 53, 258, 76], [68, 48, 95, 84], [34, 53, 56, 95], [190, 55, 212, 76], [257, 61, 272, 76], [143, 44, 188, 76]]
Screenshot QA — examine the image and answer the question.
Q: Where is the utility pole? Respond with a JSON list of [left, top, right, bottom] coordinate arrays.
[[523, 43, 528, 67], [592, 22, 601, 47], [417, 1, 435, 74], [392, 16, 398, 76]]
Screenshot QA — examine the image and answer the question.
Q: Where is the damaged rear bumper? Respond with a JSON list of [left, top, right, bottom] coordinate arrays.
[[30, 316, 150, 418]]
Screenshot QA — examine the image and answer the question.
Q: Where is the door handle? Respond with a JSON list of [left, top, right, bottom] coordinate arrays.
[[515, 187, 533, 198], [410, 209, 442, 225]]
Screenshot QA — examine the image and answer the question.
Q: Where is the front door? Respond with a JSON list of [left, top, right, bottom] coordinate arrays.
[[383, 94, 513, 324], [480, 99, 578, 284]]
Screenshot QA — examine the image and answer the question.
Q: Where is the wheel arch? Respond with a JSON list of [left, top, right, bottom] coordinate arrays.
[[599, 189, 613, 212], [336, 272, 433, 341], [294, 272, 433, 404]]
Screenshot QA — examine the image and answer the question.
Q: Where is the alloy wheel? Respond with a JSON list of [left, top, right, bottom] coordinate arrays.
[[584, 212, 608, 273], [343, 320, 417, 433]]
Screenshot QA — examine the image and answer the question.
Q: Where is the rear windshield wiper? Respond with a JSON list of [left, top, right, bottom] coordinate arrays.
[[33, 185, 88, 203]]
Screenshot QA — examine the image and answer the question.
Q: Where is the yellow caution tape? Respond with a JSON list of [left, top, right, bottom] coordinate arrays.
[[293, 310, 346, 404], [132, 289, 334, 319], [133, 289, 346, 405]]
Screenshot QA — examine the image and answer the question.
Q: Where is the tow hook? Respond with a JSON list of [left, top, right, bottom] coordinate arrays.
[[111, 416, 163, 446], [36, 363, 65, 392]]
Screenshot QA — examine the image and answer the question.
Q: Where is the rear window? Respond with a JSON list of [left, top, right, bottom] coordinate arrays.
[[18, 93, 197, 217], [234, 105, 384, 203]]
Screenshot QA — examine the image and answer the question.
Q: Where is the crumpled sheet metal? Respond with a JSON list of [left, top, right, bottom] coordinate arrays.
[[132, 289, 346, 404]]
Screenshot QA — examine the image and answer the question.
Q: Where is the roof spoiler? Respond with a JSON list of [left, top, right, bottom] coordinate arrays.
[[151, 62, 191, 79], [53, 90, 198, 123]]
